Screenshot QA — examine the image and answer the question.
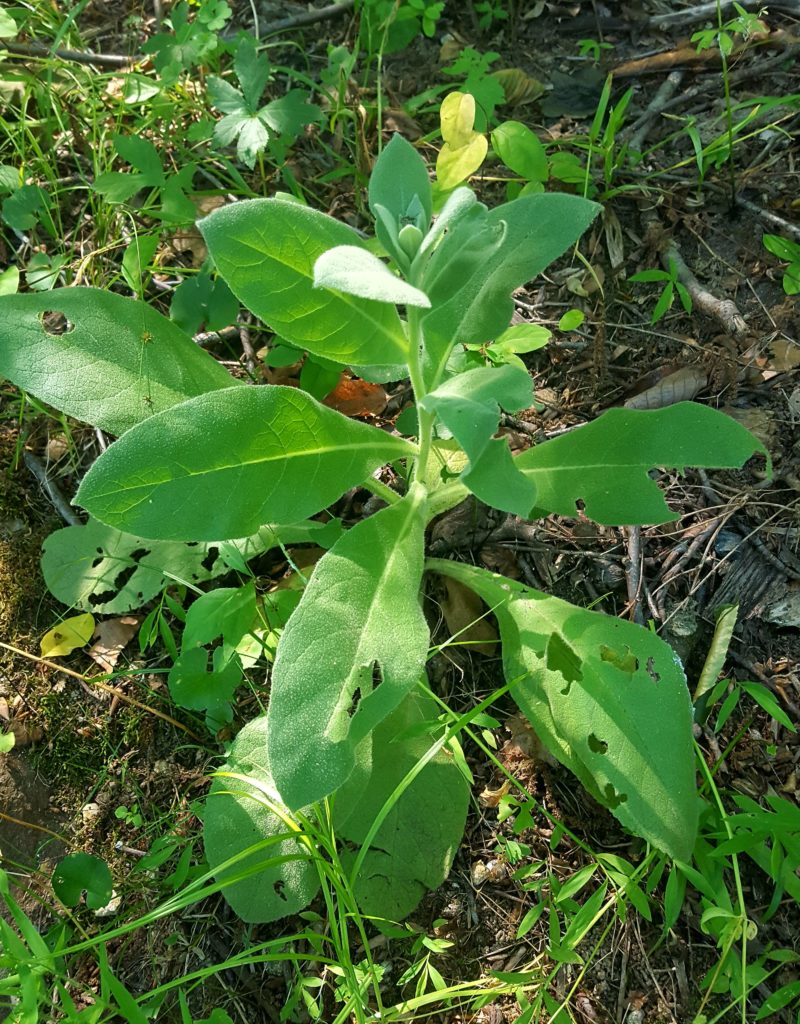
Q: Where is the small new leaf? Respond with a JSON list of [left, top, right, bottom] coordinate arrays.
[[314, 246, 431, 307]]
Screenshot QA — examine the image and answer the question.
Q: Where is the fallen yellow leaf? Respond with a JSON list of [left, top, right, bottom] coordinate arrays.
[[40, 613, 95, 658]]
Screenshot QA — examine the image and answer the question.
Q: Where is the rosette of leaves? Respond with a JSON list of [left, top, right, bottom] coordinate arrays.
[[0, 126, 769, 925], [207, 37, 322, 169]]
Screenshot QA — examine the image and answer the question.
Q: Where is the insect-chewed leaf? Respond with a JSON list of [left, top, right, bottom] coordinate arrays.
[[419, 364, 535, 515], [334, 690, 470, 921], [430, 560, 698, 860], [204, 716, 321, 924], [268, 485, 429, 810], [200, 199, 409, 373], [517, 403, 769, 525], [0, 289, 237, 435], [41, 518, 340, 614], [76, 386, 415, 542]]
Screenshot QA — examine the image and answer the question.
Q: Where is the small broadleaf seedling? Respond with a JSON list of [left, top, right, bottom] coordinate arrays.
[[0, 129, 768, 926]]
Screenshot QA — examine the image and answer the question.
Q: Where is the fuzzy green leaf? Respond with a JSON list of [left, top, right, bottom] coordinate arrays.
[[0, 289, 236, 435], [204, 716, 320, 923], [335, 690, 469, 921], [200, 199, 409, 370], [369, 133, 432, 245], [419, 364, 535, 515], [518, 404, 769, 526], [421, 193, 600, 387], [77, 386, 415, 541], [430, 560, 698, 860], [314, 246, 431, 307], [269, 485, 429, 810], [41, 517, 340, 614]]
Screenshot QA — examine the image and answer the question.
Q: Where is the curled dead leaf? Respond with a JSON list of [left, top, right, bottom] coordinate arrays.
[[439, 576, 498, 656], [88, 616, 141, 673], [323, 376, 388, 418]]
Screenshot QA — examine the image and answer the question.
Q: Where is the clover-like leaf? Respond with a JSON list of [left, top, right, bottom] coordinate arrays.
[[77, 386, 415, 541], [269, 485, 429, 810]]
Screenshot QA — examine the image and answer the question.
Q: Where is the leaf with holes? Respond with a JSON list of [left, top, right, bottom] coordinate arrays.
[[429, 559, 698, 861], [0, 289, 236, 435], [268, 485, 429, 810], [41, 518, 341, 613], [203, 715, 321, 923], [335, 689, 470, 920], [76, 386, 415, 541], [517, 403, 768, 525]]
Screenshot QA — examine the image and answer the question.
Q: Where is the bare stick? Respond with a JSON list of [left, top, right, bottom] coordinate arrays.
[[641, 206, 748, 338], [628, 70, 685, 152], [22, 450, 81, 526], [735, 196, 800, 242], [625, 526, 645, 625], [650, 0, 800, 28], [2, 41, 135, 68], [262, 0, 356, 36]]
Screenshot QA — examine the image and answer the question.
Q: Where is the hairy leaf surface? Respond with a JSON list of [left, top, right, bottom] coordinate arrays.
[[200, 199, 409, 370], [314, 246, 431, 307], [0, 289, 236, 435], [517, 404, 768, 525], [335, 691, 469, 920], [204, 716, 320, 923], [430, 560, 698, 860], [41, 518, 341, 613], [419, 364, 535, 515], [77, 386, 415, 541], [421, 193, 600, 387], [369, 133, 432, 241], [269, 485, 429, 810]]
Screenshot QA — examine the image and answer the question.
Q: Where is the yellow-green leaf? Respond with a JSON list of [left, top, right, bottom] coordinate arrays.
[[40, 613, 95, 658], [437, 92, 487, 190]]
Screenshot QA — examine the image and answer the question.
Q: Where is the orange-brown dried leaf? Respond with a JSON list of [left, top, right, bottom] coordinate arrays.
[[323, 377, 388, 418]]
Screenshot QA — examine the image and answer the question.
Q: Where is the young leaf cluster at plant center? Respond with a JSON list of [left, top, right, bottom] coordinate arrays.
[[0, 133, 768, 927]]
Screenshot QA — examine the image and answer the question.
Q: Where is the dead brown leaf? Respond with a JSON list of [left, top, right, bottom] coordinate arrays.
[[88, 616, 140, 673], [440, 577, 498, 656], [323, 376, 388, 418], [169, 196, 227, 265], [770, 339, 800, 371]]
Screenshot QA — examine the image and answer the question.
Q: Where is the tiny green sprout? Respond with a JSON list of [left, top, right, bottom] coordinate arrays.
[[577, 38, 614, 62], [763, 234, 800, 295], [629, 257, 692, 323]]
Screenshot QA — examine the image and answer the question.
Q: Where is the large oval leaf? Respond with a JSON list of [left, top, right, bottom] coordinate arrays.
[[517, 403, 768, 525], [76, 386, 415, 541], [204, 716, 320, 924], [335, 690, 470, 922], [430, 560, 698, 861], [200, 199, 409, 369], [269, 485, 430, 810], [0, 289, 236, 435]]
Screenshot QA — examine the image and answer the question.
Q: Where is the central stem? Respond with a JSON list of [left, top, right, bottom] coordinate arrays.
[[406, 305, 434, 487]]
